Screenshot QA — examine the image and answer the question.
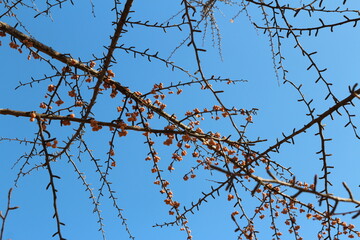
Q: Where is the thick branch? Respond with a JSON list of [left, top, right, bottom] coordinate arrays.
[[0, 108, 264, 146], [254, 88, 360, 161], [0, 21, 98, 76]]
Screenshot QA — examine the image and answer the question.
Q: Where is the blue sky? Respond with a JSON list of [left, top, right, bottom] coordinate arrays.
[[1, 1, 360, 240]]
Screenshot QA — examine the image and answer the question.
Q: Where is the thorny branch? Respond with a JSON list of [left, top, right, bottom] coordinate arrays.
[[0, 188, 18, 240]]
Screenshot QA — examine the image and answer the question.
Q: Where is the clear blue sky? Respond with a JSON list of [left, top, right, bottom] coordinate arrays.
[[1, 1, 360, 239]]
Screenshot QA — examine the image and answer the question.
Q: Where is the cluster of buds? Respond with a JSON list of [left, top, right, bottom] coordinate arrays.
[[90, 119, 102, 131]]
